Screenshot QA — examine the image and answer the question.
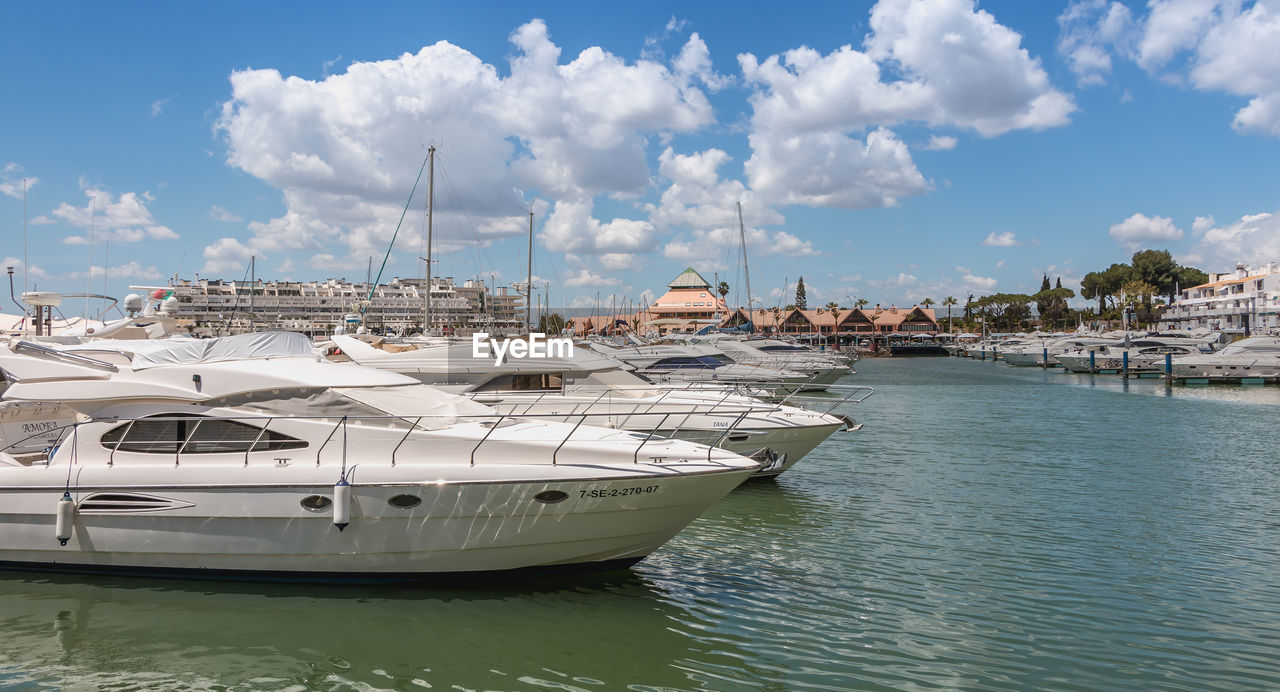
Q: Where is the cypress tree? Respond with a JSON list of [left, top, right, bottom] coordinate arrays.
[[795, 277, 808, 310]]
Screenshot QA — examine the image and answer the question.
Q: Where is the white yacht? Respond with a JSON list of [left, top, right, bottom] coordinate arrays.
[[1057, 337, 1215, 374], [686, 336, 853, 385], [1170, 336, 1280, 382], [0, 333, 761, 582], [332, 336, 868, 478], [999, 336, 1118, 367], [0, 292, 182, 456], [587, 341, 823, 396]]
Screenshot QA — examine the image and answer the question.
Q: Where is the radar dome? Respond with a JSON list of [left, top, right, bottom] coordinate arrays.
[[123, 293, 143, 312]]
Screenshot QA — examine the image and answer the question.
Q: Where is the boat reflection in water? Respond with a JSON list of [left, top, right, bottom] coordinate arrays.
[[0, 569, 764, 690]]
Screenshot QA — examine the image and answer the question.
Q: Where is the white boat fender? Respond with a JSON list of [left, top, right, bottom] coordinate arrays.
[[333, 479, 351, 531], [56, 491, 75, 546]]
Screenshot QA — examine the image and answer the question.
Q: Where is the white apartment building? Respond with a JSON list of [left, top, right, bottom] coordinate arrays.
[[1162, 261, 1280, 333], [138, 276, 525, 337]]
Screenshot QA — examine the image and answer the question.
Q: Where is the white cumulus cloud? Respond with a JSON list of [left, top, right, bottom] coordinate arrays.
[[201, 237, 257, 275], [216, 19, 716, 266], [209, 205, 243, 223], [0, 164, 37, 199], [564, 268, 622, 287], [736, 0, 1071, 210], [1182, 210, 1280, 268], [1109, 212, 1184, 248], [1057, 0, 1136, 86], [1076, 0, 1280, 136], [982, 231, 1021, 247], [924, 135, 958, 150], [42, 186, 178, 245], [2, 256, 48, 280]]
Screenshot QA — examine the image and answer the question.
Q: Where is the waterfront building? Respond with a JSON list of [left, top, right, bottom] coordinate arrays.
[[646, 267, 729, 328], [571, 268, 938, 340], [1162, 261, 1280, 333], [137, 275, 525, 337]]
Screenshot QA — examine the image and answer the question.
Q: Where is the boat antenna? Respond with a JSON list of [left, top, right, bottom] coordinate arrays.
[[23, 178, 28, 293], [102, 240, 109, 310], [84, 195, 96, 322], [365, 146, 432, 315], [6, 266, 16, 312]]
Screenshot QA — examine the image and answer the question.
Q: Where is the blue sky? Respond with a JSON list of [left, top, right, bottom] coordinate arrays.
[[3, 0, 1279, 315]]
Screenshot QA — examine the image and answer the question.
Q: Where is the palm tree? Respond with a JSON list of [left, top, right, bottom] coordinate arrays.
[[855, 298, 869, 310], [824, 301, 842, 346], [717, 281, 730, 304], [942, 296, 958, 333]]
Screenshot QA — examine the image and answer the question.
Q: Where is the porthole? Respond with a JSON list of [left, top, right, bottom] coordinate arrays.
[[387, 494, 422, 509], [300, 495, 332, 511], [534, 490, 568, 504]]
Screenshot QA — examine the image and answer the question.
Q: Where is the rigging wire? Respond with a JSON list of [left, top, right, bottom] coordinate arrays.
[[364, 148, 432, 314]]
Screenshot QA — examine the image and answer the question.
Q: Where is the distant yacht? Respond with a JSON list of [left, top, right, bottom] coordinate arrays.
[[1170, 336, 1280, 382], [331, 335, 866, 478]]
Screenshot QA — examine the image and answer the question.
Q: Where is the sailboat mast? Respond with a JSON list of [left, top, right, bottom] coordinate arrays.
[[737, 201, 753, 313], [526, 210, 533, 331], [249, 255, 255, 331], [425, 145, 435, 335]]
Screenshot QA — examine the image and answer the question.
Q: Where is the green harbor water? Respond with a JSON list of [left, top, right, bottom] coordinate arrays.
[[3, 357, 1280, 690]]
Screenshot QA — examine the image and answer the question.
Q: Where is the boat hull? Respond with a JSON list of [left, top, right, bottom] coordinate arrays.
[[0, 466, 754, 581]]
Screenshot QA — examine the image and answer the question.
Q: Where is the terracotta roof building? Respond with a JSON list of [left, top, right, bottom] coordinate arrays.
[[571, 268, 940, 338]]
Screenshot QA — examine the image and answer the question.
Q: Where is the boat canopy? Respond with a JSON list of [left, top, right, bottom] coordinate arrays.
[[60, 331, 316, 368]]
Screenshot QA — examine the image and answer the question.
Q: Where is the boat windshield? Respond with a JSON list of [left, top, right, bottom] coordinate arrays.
[[648, 356, 723, 370], [204, 384, 494, 429]]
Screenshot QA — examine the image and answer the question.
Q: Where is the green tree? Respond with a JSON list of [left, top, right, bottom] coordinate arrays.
[[1033, 286, 1076, 330], [921, 297, 935, 309], [942, 296, 958, 332], [1040, 274, 1051, 293], [795, 277, 808, 310], [855, 298, 869, 310], [1175, 265, 1208, 296], [974, 293, 1034, 331], [1131, 249, 1179, 301], [538, 312, 567, 335], [1120, 280, 1158, 310], [1081, 263, 1136, 317]]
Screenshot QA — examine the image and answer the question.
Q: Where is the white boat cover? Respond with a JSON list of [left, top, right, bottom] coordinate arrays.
[[61, 332, 317, 368], [337, 384, 494, 425]]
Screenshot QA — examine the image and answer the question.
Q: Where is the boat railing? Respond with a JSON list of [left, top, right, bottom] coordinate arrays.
[[0, 407, 773, 470], [11, 340, 120, 372], [776, 384, 876, 416]]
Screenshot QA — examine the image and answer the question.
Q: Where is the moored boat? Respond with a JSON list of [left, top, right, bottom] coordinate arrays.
[[0, 333, 761, 582]]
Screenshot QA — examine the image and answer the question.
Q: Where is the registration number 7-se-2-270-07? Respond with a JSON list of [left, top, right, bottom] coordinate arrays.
[[579, 485, 660, 499]]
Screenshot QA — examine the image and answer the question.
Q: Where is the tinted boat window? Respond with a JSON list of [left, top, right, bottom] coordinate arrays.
[[101, 416, 307, 454]]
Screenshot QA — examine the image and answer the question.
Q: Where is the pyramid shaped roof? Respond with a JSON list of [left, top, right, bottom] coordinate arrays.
[[667, 267, 712, 289]]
